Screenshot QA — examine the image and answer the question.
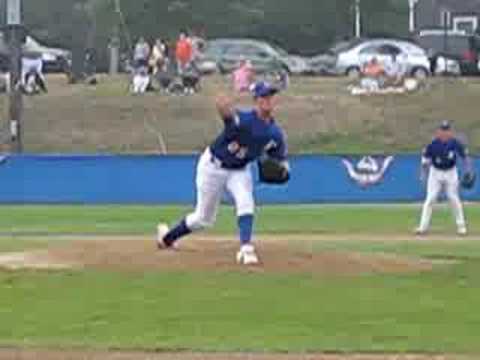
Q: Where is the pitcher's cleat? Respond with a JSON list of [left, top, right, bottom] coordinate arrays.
[[236, 244, 259, 265], [457, 226, 468, 236], [414, 227, 427, 236], [156, 223, 176, 249]]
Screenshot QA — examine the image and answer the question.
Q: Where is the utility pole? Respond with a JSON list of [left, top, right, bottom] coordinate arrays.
[[71, 1, 88, 83], [408, 0, 418, 33], [6, 0, 24, 153], [109, 0, 121, 75], [354, 0, 361, 38]]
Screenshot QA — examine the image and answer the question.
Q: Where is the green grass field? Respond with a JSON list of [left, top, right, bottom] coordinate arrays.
[[1, 204, 480, 356], [2, 204, 480, 237], [2, 75, 480, 154]]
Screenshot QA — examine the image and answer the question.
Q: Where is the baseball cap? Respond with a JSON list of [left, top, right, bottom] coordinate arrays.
[[251, 81, 279, 99], [439, 120, 452, 131]]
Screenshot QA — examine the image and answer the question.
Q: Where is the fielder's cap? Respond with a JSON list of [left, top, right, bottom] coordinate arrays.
[[439, 120, 452, 131], [252, 81, 279, 98]]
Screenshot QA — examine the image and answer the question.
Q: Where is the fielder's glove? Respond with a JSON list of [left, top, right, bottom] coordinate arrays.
[[258, 158, 290, 185], [461, 171, 476, 190]]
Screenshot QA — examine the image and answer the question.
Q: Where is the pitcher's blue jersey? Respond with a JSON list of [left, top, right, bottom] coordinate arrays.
[[210, 110, 287, 169], [423, 138, 467, 171]]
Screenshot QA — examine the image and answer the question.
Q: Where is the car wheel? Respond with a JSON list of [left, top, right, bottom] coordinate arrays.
[[346, 67, 361, 79], [412, 67, 429, 80]]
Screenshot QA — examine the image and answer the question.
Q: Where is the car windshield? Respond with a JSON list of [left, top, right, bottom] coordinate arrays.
[[271, 44, 289, 57], [204, 41, 229, 56], [27, 37, 41, 47], [327, 39, 361, 55]]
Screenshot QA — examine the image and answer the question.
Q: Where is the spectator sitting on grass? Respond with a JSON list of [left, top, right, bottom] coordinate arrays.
[[232, 59, 255, 93], [363, 57, 385, 78], [154, 60, 174, 93], [360, 57, 385, 92], [384, 54, 406, 87], [181, 61, 201, 94], [131, 65, 150, 94]]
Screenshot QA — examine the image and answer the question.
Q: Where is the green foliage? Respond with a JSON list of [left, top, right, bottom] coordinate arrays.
[[362, 0, 409, 38], [1, 0, 408, 60]]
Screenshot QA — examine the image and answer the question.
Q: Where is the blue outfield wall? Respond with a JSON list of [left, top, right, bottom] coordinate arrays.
[[0, 154, 478, 204]]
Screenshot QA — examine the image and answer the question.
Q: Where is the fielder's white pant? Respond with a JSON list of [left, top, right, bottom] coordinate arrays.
[[186, 148, 254, 231], [419, 166, 466, 231]]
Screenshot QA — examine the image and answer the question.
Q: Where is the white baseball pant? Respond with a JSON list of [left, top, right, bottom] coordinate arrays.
[[185, 148, 254, 231], [419, 166, 466, 231]]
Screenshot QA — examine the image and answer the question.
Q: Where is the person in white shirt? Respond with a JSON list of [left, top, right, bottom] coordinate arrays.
[[384, 54, 406, 87], [134, 37, 151, 68], [150, 38, 168, 74], [22, 52, 47, 94]]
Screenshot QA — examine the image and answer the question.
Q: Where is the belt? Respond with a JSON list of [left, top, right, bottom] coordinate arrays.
[[210, 154, 224, 168], [209, 153, 246, 170], [432, 165, 456, 171]]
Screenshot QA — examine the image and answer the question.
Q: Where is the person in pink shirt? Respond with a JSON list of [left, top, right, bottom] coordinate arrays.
[[232, 59, 255, 93]]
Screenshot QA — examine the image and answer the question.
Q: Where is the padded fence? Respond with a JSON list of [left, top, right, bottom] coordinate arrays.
[[0, 154, 478, 204]]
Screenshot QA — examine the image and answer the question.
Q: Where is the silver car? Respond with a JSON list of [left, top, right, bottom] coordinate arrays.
[[196, 38, 309, 75], [0, 32, 71, 73], [334, 39, 431, 78]]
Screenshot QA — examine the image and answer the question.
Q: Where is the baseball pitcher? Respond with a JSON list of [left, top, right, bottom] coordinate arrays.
[[157, 82, 290, 265], [416, 121, 474, 236]]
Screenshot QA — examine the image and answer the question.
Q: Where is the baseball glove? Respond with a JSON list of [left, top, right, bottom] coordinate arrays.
[[461, 172, 476, 190], [258, 158, 290, 184]]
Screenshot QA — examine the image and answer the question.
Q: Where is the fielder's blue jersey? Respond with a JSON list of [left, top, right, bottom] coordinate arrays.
[[423, 138, 468, 170], [210, 109, 287, 169]]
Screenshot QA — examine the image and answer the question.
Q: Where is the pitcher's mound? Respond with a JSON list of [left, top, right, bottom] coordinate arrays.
[[0, 236, 438, 275]]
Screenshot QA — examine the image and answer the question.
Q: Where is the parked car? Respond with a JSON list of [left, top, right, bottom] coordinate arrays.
[[414, 30, 480, 75], [196, 38, 309, 75], [0, 32, 71, 73], [434, 55, 461, 76], [323, 38, 431, 79], [307, 39, 364, 75], [194, 39, 227, 74], [23, 36, 71, 73], [306, 54, 335, 75]]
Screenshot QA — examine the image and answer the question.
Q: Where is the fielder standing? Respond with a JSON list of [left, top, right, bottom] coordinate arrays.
[[157, 82, 290, 264], [416, 121, 474, 236]]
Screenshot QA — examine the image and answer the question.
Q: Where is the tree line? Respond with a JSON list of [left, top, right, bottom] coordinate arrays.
[[1, 0, 409, 67]]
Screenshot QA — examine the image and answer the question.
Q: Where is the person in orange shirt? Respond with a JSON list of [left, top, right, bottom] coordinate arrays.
[[362, 57, 385, 78], [175, 31, 193, 75], [360, 57, 386, 91]]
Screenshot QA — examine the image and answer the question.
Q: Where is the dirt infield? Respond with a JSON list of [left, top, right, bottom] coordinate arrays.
[[0, 235, 438, 275], [0, 349, 470, 360], [0, 236, 465, 359]]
